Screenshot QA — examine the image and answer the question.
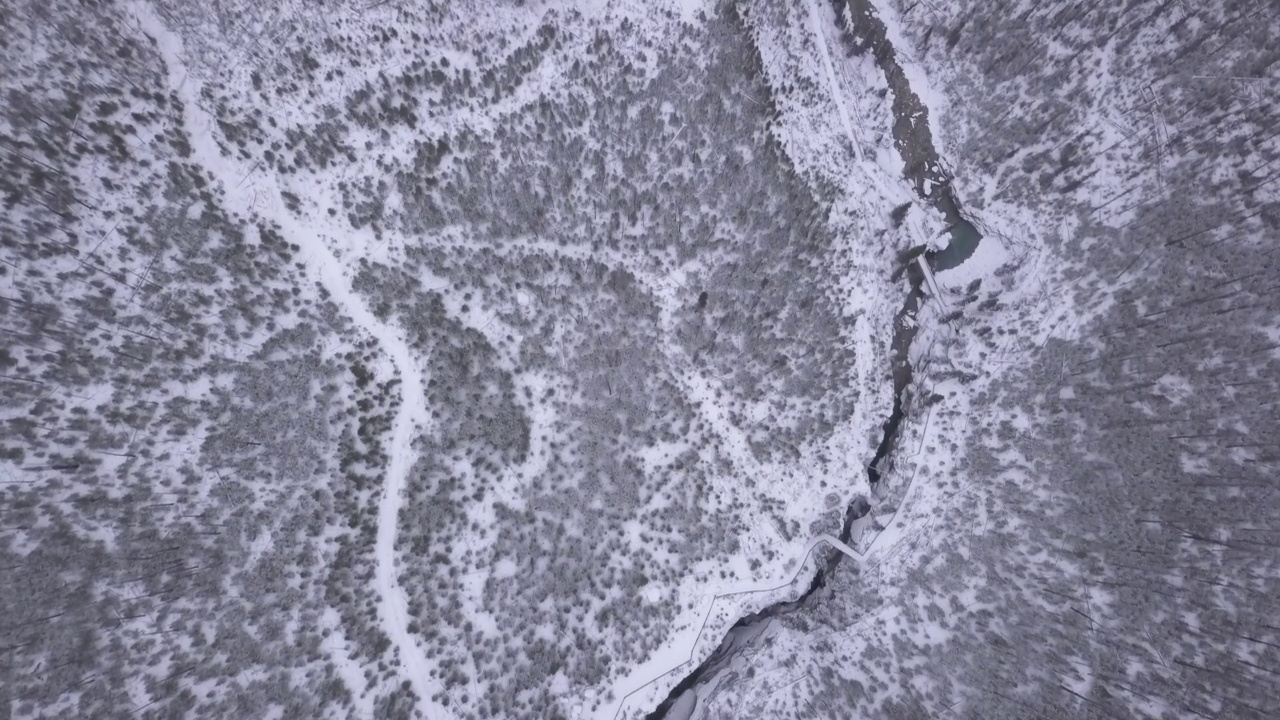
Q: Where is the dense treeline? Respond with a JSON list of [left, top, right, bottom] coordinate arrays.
[[1, 1, 419, 716], [4, 0, 901, 717], [336, 3, 864, 713]]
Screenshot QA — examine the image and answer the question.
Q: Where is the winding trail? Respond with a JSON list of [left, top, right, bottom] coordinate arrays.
[[133, 4, 442, 714]]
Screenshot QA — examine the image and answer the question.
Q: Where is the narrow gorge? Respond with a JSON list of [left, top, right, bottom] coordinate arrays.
[[644, 0, 988, 715]]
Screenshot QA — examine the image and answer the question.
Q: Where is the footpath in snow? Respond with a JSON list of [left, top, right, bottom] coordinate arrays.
[[130, 4, 448, 715]]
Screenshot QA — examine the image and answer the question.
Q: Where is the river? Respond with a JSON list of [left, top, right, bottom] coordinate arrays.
[[643, 0, 984, 716]]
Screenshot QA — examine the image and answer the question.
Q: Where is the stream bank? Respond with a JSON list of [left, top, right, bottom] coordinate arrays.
[[837, 0, 984, 271], [644, 0, 982, 716]]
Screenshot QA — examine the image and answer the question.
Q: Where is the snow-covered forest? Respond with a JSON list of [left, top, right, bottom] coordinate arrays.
[[1, 0, 1277, 719], [685, 0, 1280, 717]]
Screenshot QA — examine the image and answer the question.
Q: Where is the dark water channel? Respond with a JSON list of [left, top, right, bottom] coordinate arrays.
[[929, 193, 983, 271], [644, 1, 982, 717], [832, 0, 984, 270], [641, 497, 871, 720]]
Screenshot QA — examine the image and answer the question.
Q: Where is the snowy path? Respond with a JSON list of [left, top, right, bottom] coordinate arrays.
[[806, 0, 864, 163], [132, 4, 444, 715]]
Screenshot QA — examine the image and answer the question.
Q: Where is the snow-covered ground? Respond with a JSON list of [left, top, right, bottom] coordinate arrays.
[[125, 0, 1006, 717], [14, 0, 1278, 718], [132, 4, 449, 713]]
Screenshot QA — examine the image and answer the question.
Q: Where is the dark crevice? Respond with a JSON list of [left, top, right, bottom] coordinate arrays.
[[868, 258, 925, 486], [645, 0, 979, 715], [642, 496, 872, 720]]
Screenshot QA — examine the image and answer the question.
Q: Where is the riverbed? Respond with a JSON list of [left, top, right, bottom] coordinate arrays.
[[643, 0, 986, 715]]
